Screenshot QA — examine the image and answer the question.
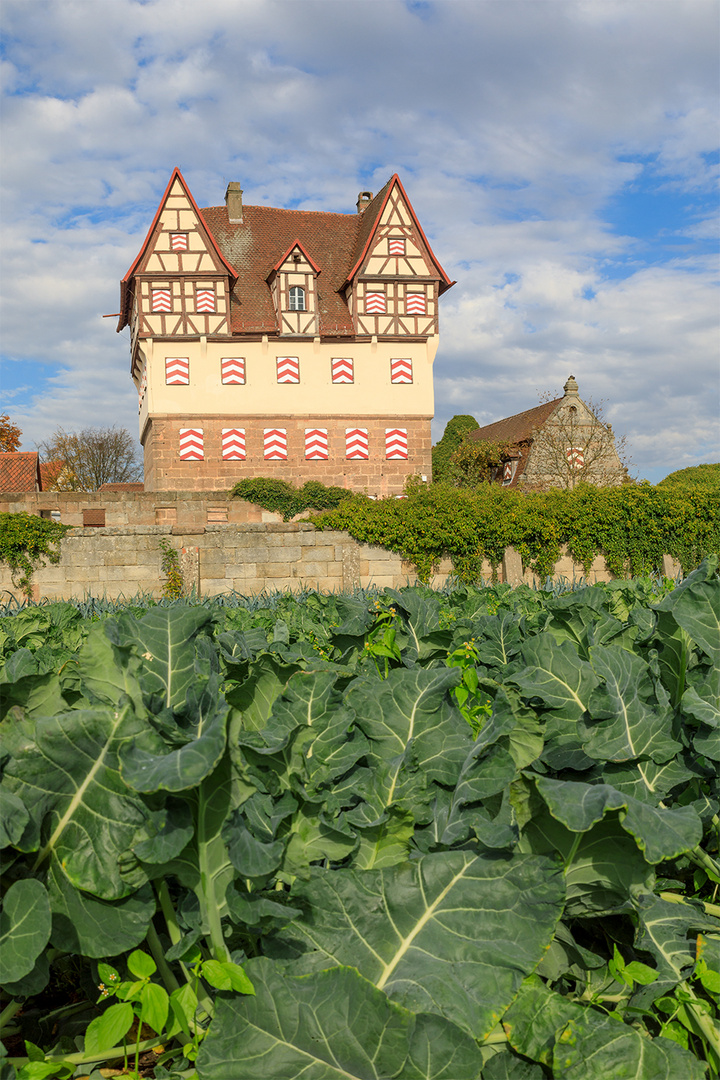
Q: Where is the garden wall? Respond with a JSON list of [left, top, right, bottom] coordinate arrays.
[[0, 522, 675, 604]]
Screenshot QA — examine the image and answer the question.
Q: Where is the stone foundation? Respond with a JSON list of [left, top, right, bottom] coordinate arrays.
[[142, 414, 433, 494]]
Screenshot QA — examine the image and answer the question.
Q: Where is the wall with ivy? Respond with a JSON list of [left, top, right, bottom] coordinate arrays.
[[314, 481, 719, 582]]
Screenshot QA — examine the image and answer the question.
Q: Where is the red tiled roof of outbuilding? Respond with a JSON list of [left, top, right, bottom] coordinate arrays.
[[0, 452, 42, 492], [469, 399, 562, 448]]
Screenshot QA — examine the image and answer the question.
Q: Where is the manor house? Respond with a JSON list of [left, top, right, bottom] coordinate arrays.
[[118, 170, 454, 494]]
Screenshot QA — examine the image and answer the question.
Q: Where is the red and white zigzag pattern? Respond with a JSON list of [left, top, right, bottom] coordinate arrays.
[[331, 358, 354, 383], [196, 288, 215, 313], [264, 428, 287, 459], [152, 289, 171, 312], [365, 292, 386, 314], [179, 428, 203, 460], [170, 233, 188, 251], [390, 359, 413, 384], [405, 292, 426, 315], [165, 358, 189, 385], [567, 446, 585, 470], [222, 428, 246, 460], [276, 357, 300, 383], [221, 358, 245, 384], [305, 428, 328, 460], [385, 428, 408, 459], [388, 236, 405, 255], [345, 428, 369, 459]]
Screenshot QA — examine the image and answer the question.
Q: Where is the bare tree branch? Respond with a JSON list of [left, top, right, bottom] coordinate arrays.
[[37, 426, 142, 491]]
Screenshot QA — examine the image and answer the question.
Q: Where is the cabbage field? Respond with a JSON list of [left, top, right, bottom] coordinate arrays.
[[0, 560, 719, 1079]]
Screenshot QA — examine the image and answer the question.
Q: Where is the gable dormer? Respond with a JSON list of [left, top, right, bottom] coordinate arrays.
[[266, 240, 321, 337], [344, 175, 454, 339], [118, 168, 237, 353]]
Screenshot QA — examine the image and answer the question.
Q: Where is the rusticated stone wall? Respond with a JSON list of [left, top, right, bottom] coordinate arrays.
[[0, 523, 657, 605], [142, 415, 433, 495]]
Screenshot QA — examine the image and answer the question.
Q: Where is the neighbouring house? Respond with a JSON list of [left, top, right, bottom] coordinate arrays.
[[117, 169, 454, 495], [469, 376, 627, 490], [0, 452, 42, 493]]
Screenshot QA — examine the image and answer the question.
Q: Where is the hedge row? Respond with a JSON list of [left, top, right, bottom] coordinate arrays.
[[312, 480, 720, 582]]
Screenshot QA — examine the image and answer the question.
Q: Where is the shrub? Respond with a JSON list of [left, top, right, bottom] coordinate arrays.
[[231, 477, 352, 520], [0, 512, 70, 598]]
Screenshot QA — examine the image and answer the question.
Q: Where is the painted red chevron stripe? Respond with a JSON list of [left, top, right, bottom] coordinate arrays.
[[405, 292, 426, 315], [305, 428, 329, 459], [388, 236, 405, 255], [385, 428, 408, 459], [390, 359, 413, 384], [264, 428, 288, 459], [170, 233, 188, 251], [152, 289, 171, 312], [365, 292, 386, 314], [179, 428, 203, 460], [222, 428, 246, 460], [276, 357, 300, 383], [165, 358, 189, 385], [331, 358, 354, 383], [221, 358, 245, 384], [567, 446, 585, 470], [196, 288, 215, 312], [345, 428, 369, 459]]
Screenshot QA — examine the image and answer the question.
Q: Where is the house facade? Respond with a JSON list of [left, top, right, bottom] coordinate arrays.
[[470, 376, 627, 490], [117, 170, 454, 494]]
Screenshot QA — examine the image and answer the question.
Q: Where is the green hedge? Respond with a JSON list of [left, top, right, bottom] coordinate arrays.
[[313, 481, 720, 582], [231, 477, 352, 520]]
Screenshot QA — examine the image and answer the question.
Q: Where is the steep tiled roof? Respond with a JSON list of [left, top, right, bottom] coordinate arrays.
[[200, 203, 365, 336], [469, 399, 562, 447], [0, 452, 41, 492]]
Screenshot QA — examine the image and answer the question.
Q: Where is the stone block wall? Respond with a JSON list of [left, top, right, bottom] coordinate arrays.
[[142, 415, 432, 495], [0, 522, 650, 605], [0, 491, 283, 529]]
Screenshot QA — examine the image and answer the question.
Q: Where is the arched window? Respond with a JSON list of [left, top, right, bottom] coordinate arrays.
[[289, 286, 306, 311]]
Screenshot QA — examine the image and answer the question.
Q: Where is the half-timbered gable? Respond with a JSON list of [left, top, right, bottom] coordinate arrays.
[[117, 169, 454, 495], [344, 176, 450, 340], [118, 169, 236, 352], [267, 241, 320, 337]]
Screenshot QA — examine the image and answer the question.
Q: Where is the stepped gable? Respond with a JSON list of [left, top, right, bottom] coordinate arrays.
[[0, 452, 42, 493]]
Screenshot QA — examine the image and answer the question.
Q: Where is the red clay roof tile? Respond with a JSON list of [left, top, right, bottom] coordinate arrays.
[[0, 452, 42, 492]]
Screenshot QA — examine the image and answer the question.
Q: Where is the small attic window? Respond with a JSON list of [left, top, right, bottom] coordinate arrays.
[[289, 286, 306, 311]]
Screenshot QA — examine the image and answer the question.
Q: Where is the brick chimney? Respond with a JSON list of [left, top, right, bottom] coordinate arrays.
[[356, 191, 373, 214], [225, 182, 244, 224]]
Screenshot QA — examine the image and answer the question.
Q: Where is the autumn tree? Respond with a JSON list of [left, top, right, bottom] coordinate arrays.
[[38, 426, 142, 491], [0, 414, 22, 453]]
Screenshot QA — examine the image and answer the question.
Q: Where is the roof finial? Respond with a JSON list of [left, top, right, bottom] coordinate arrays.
[[563, 374, 579, 396]]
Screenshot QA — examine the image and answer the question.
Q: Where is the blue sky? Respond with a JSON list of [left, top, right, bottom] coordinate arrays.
[[1, 0, 718, 482]]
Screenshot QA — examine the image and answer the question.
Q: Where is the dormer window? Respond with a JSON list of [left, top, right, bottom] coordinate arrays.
[[289, 286, 306, 311]]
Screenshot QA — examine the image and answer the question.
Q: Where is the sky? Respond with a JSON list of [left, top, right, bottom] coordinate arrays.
[[1, 0, 718, 483]]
